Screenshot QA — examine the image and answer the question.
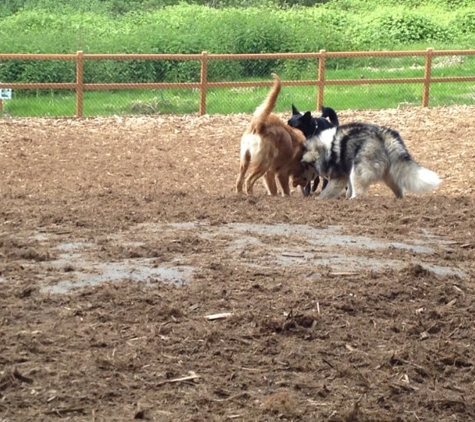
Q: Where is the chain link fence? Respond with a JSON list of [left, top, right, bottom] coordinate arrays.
[[1, 49, 475, 117]]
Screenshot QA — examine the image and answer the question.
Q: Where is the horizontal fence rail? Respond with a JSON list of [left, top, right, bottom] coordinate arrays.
[[1, 48, 475, 116]]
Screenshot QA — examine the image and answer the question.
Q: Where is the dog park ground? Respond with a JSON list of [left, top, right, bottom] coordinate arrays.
[[1, 105, 475, 421]]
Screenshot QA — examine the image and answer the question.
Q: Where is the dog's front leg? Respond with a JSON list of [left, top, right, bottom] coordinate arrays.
[[311, 176, 321, 193], [345, 182, 353, 199], [346, 166, 358, 199], [301, 183, 311, 197], [317, 178, 348, 199]]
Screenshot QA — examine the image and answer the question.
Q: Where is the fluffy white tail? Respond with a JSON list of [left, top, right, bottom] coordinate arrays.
[[391, 160, 441, 194], [382, 127, 441, 195]]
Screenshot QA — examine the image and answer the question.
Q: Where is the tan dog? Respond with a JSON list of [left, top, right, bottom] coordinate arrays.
[[235, 73, 314, 196]]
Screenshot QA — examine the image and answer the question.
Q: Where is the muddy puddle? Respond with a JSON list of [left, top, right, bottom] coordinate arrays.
[[33, 222, 464, 294]]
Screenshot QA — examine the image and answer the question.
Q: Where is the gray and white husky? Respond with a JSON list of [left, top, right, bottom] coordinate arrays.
[[301, 123, 441, 199]]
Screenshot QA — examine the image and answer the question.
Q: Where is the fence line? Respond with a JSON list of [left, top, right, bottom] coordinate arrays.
[[1, 48, 475, 117]]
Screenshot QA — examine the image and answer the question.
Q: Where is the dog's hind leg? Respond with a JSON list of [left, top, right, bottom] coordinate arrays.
[[236, 150, 251, 193], [245, 163, 269, 195], [276, 172, 291, 196], [263, 170, 278, 195], [383, 173, 405, 198]]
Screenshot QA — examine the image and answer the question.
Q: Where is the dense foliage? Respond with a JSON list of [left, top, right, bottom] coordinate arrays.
[[0, 0, 474, 84], [1, 0, 474, 16]]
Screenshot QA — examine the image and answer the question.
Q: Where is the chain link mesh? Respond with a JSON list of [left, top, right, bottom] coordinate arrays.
[[0, 50, 474, 117]]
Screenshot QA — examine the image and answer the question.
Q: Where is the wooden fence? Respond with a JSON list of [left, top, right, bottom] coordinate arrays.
[[1, 48, 475, 117]]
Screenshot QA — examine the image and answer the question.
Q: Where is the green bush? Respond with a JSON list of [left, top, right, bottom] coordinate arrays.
[[377, 12, 453, 44], [452, 11, 475, 35], [0, 1, 474, 85]]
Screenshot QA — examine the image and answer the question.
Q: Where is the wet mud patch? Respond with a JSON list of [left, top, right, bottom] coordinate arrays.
[[7, 221, 465, 294]]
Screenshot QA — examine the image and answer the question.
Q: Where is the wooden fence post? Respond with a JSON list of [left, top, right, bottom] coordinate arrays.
[[76, 50, 84, 117], [317, 49, 326, 111], [422, 47, 433, 107], [200, 51, 208, 115]]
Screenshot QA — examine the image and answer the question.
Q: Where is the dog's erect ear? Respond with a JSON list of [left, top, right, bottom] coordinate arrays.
[[291, 104, 300, 115], [303, 111, 313, 122]]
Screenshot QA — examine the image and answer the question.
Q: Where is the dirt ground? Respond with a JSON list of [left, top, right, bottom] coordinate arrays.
[[1, 105, 475, 422]]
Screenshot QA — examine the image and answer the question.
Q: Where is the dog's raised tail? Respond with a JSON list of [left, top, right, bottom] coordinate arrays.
[[321, 106, 339, 126], [251, 73, 281, 133]]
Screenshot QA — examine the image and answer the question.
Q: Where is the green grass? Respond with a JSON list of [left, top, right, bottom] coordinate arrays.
[[1, 89, 200, 117], [2, 81, 473, 118], [429, 82, 475, 106], [2, 91, 76, 117], [85, 90, 199, 115]]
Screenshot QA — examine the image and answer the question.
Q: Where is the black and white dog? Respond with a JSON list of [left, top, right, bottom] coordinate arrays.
[[288, 105, 339, 195], [301, 123, 441, 199]]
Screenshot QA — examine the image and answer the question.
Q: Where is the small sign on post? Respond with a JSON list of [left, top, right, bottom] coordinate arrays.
[[0, 88, 12, 113], [0, 88, 12, 100]]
